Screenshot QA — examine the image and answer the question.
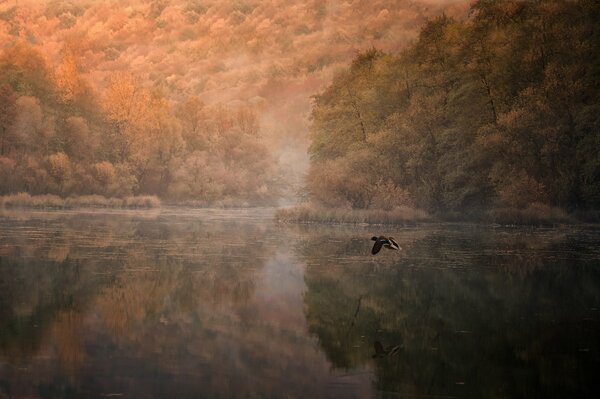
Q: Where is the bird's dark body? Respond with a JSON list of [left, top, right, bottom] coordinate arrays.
[[371, 236, 400, 255]]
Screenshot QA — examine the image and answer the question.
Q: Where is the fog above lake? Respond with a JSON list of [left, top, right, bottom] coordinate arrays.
[[1, 209, 599, 398]]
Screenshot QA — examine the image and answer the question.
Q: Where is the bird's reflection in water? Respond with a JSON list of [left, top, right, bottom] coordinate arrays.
[[372, 341, 402, 359]]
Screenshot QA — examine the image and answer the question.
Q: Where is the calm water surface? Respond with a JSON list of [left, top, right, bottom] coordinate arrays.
[[0, 208, 599, 398]]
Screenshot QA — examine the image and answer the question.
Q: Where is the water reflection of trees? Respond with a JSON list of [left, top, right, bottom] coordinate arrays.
[[0, 256, 97, 362], [0, 213, 271, 389], [1, 211, 363, 398], [297, 226, 600, 398]]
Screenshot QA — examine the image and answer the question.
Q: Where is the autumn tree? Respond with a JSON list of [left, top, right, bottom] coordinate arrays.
[[46, 152, 72, 195], [0, 41, 54, 101], [175, 96, 208, 152], [55, 47, 83, 104], [170, 104, 281, 205], [0, 84, 17, 156], [144, 90, 185, 195], [58, 117, 88, 159], [11, 96, 55, 155], [103, 73, 152, 163]]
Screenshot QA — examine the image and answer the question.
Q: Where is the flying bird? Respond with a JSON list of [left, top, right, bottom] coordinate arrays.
[[371, 236, 400, 255]]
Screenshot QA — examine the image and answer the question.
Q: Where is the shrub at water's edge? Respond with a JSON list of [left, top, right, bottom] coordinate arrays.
[[0, 193, 160, 209]]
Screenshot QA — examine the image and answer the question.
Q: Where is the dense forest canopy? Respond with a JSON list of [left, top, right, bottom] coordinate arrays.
[[307, 0, 600, 213], [0, 56, 281, 205], [0, 0, 469, 206]]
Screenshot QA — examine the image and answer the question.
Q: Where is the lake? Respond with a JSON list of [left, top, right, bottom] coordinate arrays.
[[0, 209, 599, 398]]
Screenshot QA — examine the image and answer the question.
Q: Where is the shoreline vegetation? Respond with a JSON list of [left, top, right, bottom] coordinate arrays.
[[276, 205, 431, 226], [276, 204, 599, 226], [0, 193, 160, 209], [2, 194, 598, 225], [0, 193, 276, 210]]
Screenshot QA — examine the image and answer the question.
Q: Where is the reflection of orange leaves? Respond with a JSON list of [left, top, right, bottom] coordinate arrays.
[[96, 272, 176, 341], [47, 243, 70, 262], [52, 309, 85, 374], [0, 244, 16, 257]]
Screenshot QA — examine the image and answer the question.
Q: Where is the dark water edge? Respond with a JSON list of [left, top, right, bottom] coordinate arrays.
[[0, 209, 599, 398]]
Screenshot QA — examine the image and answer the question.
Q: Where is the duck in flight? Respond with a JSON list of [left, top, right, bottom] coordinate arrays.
[[371, 236, 400, 255]]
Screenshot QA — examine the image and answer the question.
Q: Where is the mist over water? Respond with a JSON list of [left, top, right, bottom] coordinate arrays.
[[0, 209, 599, 398]]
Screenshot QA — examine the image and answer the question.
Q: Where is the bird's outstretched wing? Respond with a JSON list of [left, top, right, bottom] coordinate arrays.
[[388, 237, 400, 250], [371, 239, 384, 255]]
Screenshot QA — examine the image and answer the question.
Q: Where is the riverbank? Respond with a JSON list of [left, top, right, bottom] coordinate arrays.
[[0, 193, 160, 209], [275, 205, 431, 226], [4, 194, 597, 225], [275, 203, 596, 226]]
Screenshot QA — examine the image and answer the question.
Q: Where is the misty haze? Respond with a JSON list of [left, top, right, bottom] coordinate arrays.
[[0, 0, 599, 398]]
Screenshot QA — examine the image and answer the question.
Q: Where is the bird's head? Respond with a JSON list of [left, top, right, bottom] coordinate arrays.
[[371, 236, 378, 241]]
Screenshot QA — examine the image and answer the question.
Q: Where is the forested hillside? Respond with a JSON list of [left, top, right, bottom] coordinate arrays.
[[0, 0, 468, 207], [0, 48, 280, 205], [307, 0, 600, 214]]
